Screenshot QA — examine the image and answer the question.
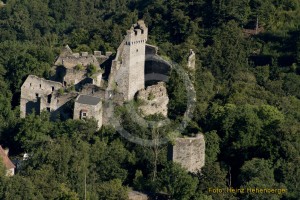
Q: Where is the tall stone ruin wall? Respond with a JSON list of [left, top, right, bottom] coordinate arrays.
[[137, 82, 168, 117], [111, 20, 147, 100], [187, 49, 196, 70], [169, 134, 205, 173], [20, 75, 63, 117]]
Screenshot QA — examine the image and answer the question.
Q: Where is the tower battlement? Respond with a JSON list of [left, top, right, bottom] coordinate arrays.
[[125, 20, 148, 46]]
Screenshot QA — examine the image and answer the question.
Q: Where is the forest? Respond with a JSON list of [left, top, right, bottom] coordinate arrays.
[[0, 0, 300, 199]]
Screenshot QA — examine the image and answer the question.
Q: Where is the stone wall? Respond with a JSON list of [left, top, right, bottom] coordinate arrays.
[[63, 68, 87, 86], [168, 134, 205, 173], [48, 92, 77, 120], [112, 20, 147, 100], [80, 84, 106, 98], [54, 45, 100, 69], [73, 95, 102, 128], [92, 72, 103, 87], [187, 49, 196, 70], [20, 75, 63, 117], [128, 191, 148, 200], [137, 82, 168, 117]]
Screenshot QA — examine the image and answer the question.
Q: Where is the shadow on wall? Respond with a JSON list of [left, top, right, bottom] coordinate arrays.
[[101, 55, 114, 80], [75, 78, 93, 91], [145, 54, 171, 86], [50, 99, 74, 121], [51, 66, 67, 83], [25, 100, 40, 115]]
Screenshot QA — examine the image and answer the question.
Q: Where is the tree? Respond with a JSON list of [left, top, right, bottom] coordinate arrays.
[[157, 162, 198, 200], [96, 179, 128, 200], [205, 21, 250, 79], [15, 112, 53, 151], [3, 175, 43, 200], [205, 130, 220, 163], [239, 158, 284, 200]]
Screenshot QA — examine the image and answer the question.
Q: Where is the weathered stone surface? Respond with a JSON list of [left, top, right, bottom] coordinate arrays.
[[137, 82, 168, 117], [73, 95, 102, 128], [20, 20, 173, 131], [187, 49, 196, 70], [20, 75, 63, 118], [169, 134, 205, 173], [54, 46, 100, 69], [63, 68, 87, 86], [109, 20, 148, 100], [128, 191, 148, 200]]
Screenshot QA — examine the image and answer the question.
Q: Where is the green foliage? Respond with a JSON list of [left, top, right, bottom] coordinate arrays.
[[147, 91, 155, 100], [0, 0, 299, 199], [74, 64, 84, 71], [97, 179, 128, 200], [15, 111, 53, 151], [204, 130, 220, 163], [167, 69, 187, 119], [86, 64, 99, 78], [239, 158, 284, 200], [3, 175, 43, 200], [157, 162, 198, 200]]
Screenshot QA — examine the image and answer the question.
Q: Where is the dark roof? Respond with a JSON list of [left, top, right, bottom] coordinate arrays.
[[0, 146, 15, 169], [76, 95, 101, 105]]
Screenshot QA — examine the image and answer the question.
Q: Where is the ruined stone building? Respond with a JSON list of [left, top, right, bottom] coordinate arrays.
[[20, 20, 168, 129], [108, 20, 148, 100], [73, 95, 102, 128], [20, 20, 205, 173], [137, 82, 169, 117]]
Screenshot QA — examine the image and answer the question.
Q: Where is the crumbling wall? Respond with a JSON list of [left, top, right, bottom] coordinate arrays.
[[187, 49, 196, 70], [63, 68, 87, 86], [145, 44, 158, 55], [54, 46, 100, 69], [80, 84, 106, 97], [20, 75, 62, 117], [168, 134, 205, 173], [47, 92, 77, 120], [137, 82, 168, 117], [107, 41, 124, 93], [92, 72, 103, 87], [128, 191, 148, 200], [112, 20, 147, 100]]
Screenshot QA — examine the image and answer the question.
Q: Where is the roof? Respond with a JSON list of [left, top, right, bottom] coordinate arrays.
[[0, 146, 15, 170], [76, 95, 101, 105]]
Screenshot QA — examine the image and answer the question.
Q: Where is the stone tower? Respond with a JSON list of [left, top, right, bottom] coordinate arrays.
[[168, 133, 205, 173], [122, 20, 148, 100]]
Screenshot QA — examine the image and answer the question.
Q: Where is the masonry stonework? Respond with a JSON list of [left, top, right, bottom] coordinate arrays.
[[137, 82, 169, 117], [20, 20, 205, 173], [112, 20, 147, 100], [128, 191, 148, 200], [20, 75, 63, 117], [187, 49, 196, 70], [73, 95, 102, 128], [169, 133, 205, 173]]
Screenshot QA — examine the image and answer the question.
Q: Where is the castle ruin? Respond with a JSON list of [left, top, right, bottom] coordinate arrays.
[[20, 20, 205, 172], [21, 20, 159, 128]]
